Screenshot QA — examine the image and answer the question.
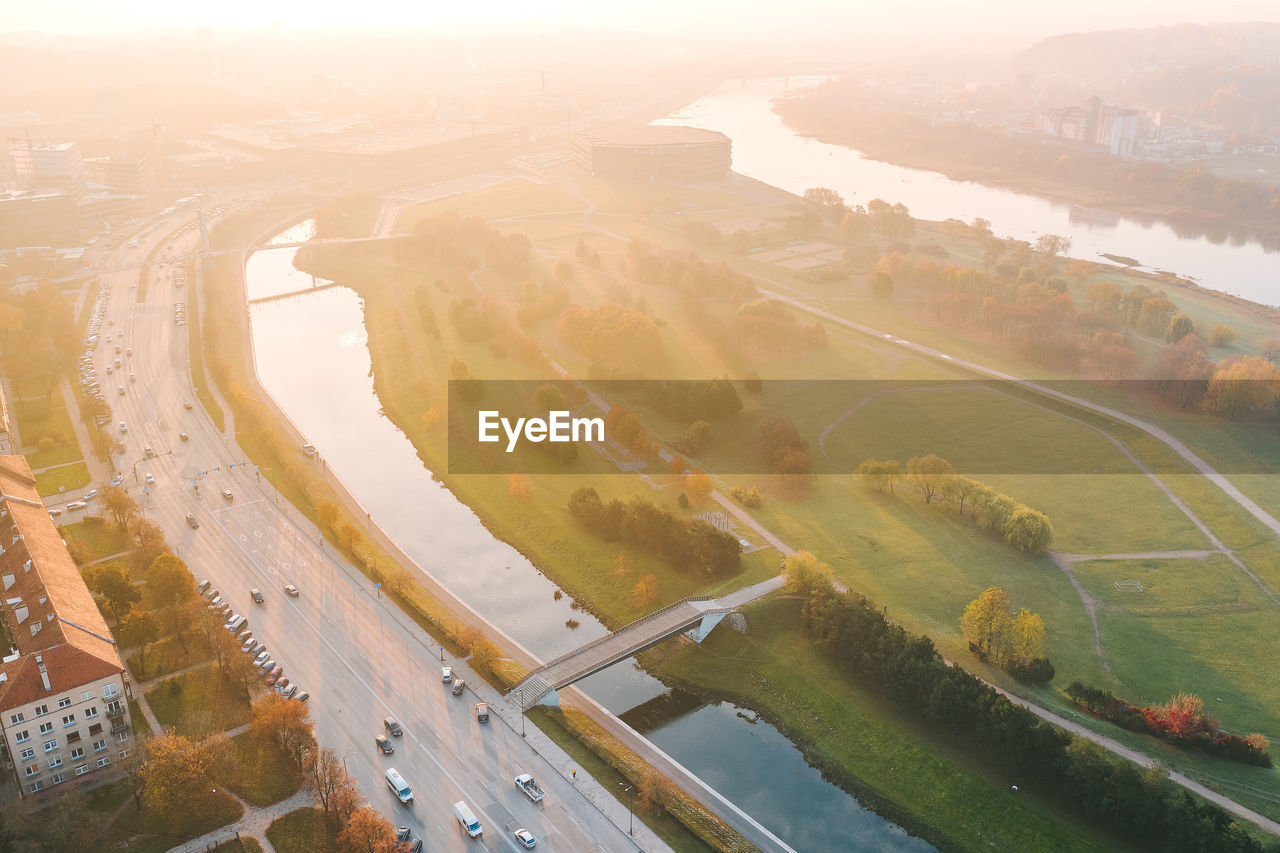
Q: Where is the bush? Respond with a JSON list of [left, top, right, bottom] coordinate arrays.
[[1208, 324, 1236, 347], [1007, 657, 1054, 683]]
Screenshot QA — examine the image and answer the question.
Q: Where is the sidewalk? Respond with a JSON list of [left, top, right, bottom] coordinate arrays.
[[166, 785, 313, 853]]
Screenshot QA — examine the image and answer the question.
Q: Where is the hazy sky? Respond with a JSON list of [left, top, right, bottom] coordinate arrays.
[[10, 0, 1280, 39]]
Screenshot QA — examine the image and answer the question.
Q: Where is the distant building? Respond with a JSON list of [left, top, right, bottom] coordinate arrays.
[[11, 142, 86, 201], [0, 457, 135, 796], [571, 125, 732, 181], [1037, 97, 1140, 158]]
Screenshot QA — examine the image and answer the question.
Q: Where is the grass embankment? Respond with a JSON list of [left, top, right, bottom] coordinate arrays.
[[266, 807, 340, 853], [198, 205, 524, 692], [186, 258, 225, 431], [145, 667, 251, 737], [529, 704, 747, 853]]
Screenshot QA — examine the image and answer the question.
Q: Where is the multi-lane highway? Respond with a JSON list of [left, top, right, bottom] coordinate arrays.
[[86, 206, 652, 852]]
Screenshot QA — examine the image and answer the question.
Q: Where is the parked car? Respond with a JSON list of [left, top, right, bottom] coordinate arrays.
[[119, 422, 128, 433], [111, 474, 124, 486], [179, 432, 188, 441], [283, 584, 300, 597], [240, 637, 257, 653], [376, 734, 395, 755], [197, 579, 211, 594], [144, 473, 155, 484], [383, 717, 403, 737], [184, 401, 193, 410], [47, 509, 62, 518], [282, 684, 300, 700], [221, 489, 233, 500], [65, 501, 87, 510], [258, 658, 276, 673], [441, 666, 453, 683], [250, 588, 264, 604], [83, 489, 99, 500], [294, 692, 309, 703]]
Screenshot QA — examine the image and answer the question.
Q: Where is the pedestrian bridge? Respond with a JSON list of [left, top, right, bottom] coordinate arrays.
[[507, 596, 733, 710]]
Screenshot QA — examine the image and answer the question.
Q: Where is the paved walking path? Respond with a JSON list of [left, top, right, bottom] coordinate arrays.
[[166, 785, 313, 853]]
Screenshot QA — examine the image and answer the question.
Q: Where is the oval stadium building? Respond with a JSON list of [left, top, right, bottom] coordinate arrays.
[[570, 126, 731, 181]]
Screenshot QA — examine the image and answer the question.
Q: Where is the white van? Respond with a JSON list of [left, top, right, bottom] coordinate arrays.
[[453, 801, 482, 837], [385, 768, 413, 804]]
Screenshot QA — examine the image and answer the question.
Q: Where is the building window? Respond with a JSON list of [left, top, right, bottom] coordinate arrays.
[[119, 748, 129, 759], [57, 698, 71, 709], [67, 731, 80, 744], [9, 713, 22, 725], [14, 730, 29, 743], [19, 747, 33, 760], [33, 704, 47, 717], [70, 747, 84, 760], [43, 739, 57, 752], [115, 731, 129, 743], [74, 765, 87, 777], [27, 781, 42, 793], [61, 714, 75, 727], [92, 738, 106, 752], [80, 690, 93, 701], [96, 757, 109, 768], [88, 723, 102, 735], [23, 764, 37, 777], [84, 707, 98, 719], [38, 722, 52, 735], [50, 772, 65, 784], [48, 756, 61, 769], [102, 683, 119, 699]]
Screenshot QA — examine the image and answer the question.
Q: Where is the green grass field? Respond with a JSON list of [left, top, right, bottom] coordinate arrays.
[[14, 394, 82, 469], [145, 667, 251, 737], [265, 808, 340, 853], [59, 518, 133, 563], [35, 461, 90, 497], [220, 731, 304, 806]]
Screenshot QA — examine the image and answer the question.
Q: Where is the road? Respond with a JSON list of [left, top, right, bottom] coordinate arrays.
[[83, 199, 656, 853]]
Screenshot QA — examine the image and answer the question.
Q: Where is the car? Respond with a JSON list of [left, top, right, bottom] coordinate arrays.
[[451, 678, 465, 696], [126, 348, 132, 356], [237, 628, 253, 642], [183, 401, 193, 410], [82, 489, 98, 500], [282, 684, 300, 700], [475, 702, 489, 723], [249, 643, 266, 657], [283, 584, 299, 597], [376, 734, 395, 755], [266, 671, 282, 686], [240, 637, 256, 652], [383, 717, 403, 737], [250, 588, 264, 604], [294, 692, 309, 703], [197, 579, 212, 593], [144, 473, 155, 484], [258, 658, 276, 673], [514, 829, 536, 849], [66, 501, 87, 510], [105, 365, 112, 375], [144, 444, 154, 458], [118, 386, 125, 396], [119, 422, 127, 433], [47, 508, 62, 518], [129, 373, 136, 382], [275, 677, 290, 692], [221, 489, 233, 500], [186, 513, 199, 529], [441, 666, 453, 683], [179, 432, 188, 441]]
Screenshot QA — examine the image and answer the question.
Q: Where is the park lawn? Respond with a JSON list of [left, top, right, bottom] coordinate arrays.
[[60, 518, 133, 563], [14, 395, 82, 468], [85, 777, 134, 815], [128, 631, 215, 682], [1072, 555, 1280, 737], [129, 698, 152, 737], [747, 474, 1109, 690], [35, 461, 90, 497], [650, 595, 1127, 853], [145, 667, 251, 737], [395, 178, 586, 231], [213, 839, 264, 853], [265, 807, 340, 853], [528, 706, 715, 853], [219, 731, 304, 806], [102, 788, 242, 853]]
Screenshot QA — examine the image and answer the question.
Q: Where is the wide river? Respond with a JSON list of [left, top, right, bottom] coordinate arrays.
[[657, 78, 1280, 307]]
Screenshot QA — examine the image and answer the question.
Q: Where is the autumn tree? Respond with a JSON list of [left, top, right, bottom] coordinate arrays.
[[906, 453, 955, 504], [317, 500, 340, 534], [1035, 234, 1071, 257], [251, 693, 317, 771], [102, 484, 139, 528], [1167, 312, 1195, 343], [140, 733, 222, 832], [127, 517, 167, 569], [631, 574, 659, 608], [1204, 355, 1280, 420], [1208, 324, 1236, 347], [854, 458, 904, 495], [960, 587, 1013, 663], [337, 807, 397, 853], [941, 476, 980, 516], [118, 608, 159, 673], [685, 468, 713, 502], [782, 551, 834, 598], [1064, 260, 1095, 287], [635, 767, 670, 815], [310, 747, 351, 822], [1004, 506, 1054, 554], [1011, 608, 1046, 663], [667, 454, 687, 481], [613, 554, 630, 577], [803, 187, 847, 222], [869, 270, 894, 298], [146, 553, 196, 610], [88, 564, 140, 624]]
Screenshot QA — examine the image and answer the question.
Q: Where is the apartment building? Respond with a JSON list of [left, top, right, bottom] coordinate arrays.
[[0, 456, 134, 796]]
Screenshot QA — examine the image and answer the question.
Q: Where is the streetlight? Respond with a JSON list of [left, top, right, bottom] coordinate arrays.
[[619, 783, 635, 836], [342, 747, 358, 775]]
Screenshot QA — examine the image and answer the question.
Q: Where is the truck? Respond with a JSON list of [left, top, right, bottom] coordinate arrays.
[[514, 774, 545, 803], [453, 801, 482, 837]]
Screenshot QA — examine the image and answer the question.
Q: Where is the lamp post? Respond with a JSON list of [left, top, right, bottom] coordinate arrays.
[[342, 747, 357, 776], [619, 783, 634, 836]]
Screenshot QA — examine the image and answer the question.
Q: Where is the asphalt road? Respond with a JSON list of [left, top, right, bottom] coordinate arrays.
[[87, 204, 646, 852]]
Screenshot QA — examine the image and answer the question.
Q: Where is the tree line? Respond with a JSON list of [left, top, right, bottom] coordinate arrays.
[[782, 554, 1265, 853], [625, 239, 758, 300], [568, 486, 741, 580], [1066, 682, 1272, 768], [960, 586, 1054, 683], [855, 454, 1054, 554], [558, 302, 666, 373]]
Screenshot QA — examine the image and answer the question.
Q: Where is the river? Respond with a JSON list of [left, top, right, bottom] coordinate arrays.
[[247, 221, 932, 852], [655, 77, 1280, 307]]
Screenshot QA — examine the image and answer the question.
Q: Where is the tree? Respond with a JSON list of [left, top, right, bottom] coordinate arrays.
[[1064, 260, 1095, 286], [635, 767, 670, 815], [127, 517, 167, 568], [803, 187, 846, 221], [960, 587, 1013, 661], [140, 733, 220, 832], [1004, 506, 1054, 554], [782, 551, 834, 598], [906, 454, 955, 504], [1166, 312, 1195, 343], [869, 270, 893, 298], [667, 454, 687, 481], [336, 807, 397, 853], [1011, 608, 1046, 663], [685, 469, 713, 502], [317, 501, 340, 533], [1138, 297, 1177, 337], [310, 747, 352, 820], [118, 608, 159, 672], [89, 564, 140, 624], [251, 693, 317, 771], [1035, 234, 1071, 257], [102, 484, 139, 528], [146, 553, 196, 610], [855, 458, 904, 495], [941, 476, 980, 516], [1204, 355, 1280, 420], [631, 574, 659, 608], [1208, 324, 1236, 347], [2, 789, 101, 851]]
